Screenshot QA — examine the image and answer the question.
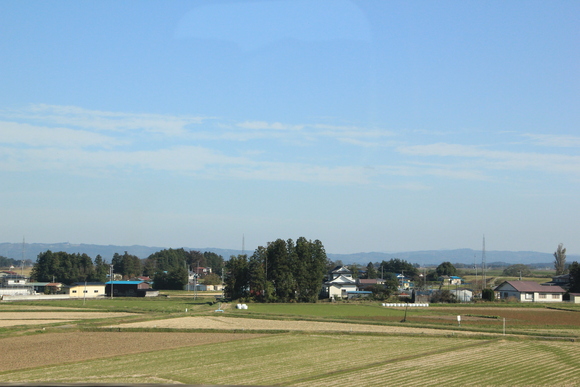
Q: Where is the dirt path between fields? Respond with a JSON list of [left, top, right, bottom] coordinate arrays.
[[112, 316, 494, 336]]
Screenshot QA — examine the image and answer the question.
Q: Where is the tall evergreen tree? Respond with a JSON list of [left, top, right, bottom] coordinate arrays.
[[568, 261, 580, 293], [224, 254, 249, 300], [554, 243, 567, 275], [204, 251, 225, 273], [93, 254, 109, 282], [248, 247, 267, 301], [365, 262, 378, 279], [294, 237, 327, 302], [266, 239, 294, 302]]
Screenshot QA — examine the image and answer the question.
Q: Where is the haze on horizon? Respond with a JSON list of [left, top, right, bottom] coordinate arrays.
[[1, 1, 578, 256]]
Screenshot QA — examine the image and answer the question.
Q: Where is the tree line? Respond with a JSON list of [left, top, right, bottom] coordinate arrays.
[[0, 255, 33, 269], [224, 237, 328, 302], [30, 248, 225, 288], [31, 251, 110, 284]]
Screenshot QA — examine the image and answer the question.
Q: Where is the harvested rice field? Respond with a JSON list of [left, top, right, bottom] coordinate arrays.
[[0, 331, 265, 372], [2, 333, 580, 386], [0, 311, 138, 327], [2, 300, 579, 386]]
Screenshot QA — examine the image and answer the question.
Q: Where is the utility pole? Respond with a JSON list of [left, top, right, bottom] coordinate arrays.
[[221, 268, 225, 300], [194, 261, 199, 300], [482, 235, 487, 291], [21, 237, 25, 276], [110, 264, 114, 299]]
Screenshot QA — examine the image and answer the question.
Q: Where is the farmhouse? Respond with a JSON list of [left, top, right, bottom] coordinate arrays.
[[0, 273, 28, 287], [357, 278, 384, 290], [321, 266, 358, 299], [495, 281, 565, 303], [542, 274, 571, 290], [185, 283, 224, 291], [397, 273, 413, 289], [438, 275, 462, 285]]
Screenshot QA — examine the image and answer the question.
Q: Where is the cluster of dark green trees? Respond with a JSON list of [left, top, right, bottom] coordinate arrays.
[[224, 237, 328, 302], [569, 261, 580, 293], [358, 258, 419, 280], [30, 248, 224, 288], [0, 255, 32, 268], [31, 251, 111, 283]]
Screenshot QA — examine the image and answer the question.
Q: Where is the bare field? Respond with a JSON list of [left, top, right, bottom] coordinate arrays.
[[112, 316, 493, 336], [0, 319, 75, 327], [0, 305, 87, 310], [0, 311, 136, 319], [0, 331, 267, 372], [0, 311, 139, 327]]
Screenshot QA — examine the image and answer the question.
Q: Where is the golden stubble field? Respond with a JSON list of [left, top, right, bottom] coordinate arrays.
[[0, 331, 267, 372]]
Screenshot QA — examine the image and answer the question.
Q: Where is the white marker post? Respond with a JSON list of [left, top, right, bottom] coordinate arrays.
[[457, 315, 461, 327]]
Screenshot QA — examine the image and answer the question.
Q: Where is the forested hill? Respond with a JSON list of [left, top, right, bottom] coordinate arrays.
[[1, 242, 576, 267]]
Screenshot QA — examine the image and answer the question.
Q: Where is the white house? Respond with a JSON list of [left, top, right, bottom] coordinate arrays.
[[322, 266, 358, 299], [495, 281, 566, 303], [438, 275, 462, 285]]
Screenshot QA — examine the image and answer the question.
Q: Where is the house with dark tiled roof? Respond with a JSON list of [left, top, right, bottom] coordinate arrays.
[[495, 280, 565, 303], [321, 266, 358, 299], [357, 278, 385, 290], [542, 274, 571, 290]]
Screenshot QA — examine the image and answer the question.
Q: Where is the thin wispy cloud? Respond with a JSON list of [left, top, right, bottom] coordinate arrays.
[[522, 133, 580, 148], [236, 121, 304, 131], [398, 143, 580, 175], [0, 121, 123, 148], [3, 104, 579, 189], [0, 104, 209, 135]]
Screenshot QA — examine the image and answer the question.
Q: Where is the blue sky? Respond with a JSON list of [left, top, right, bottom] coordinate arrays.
[[1, 0, 579, 255]]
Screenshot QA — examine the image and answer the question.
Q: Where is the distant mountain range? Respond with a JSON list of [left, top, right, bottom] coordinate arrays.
[[325, 249, 579, 267], [1, 242, 576, 267], [0, 242, 241, 264]]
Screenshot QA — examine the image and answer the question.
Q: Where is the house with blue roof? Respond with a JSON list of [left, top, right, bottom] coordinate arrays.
[[438, 275, 462, 285]]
